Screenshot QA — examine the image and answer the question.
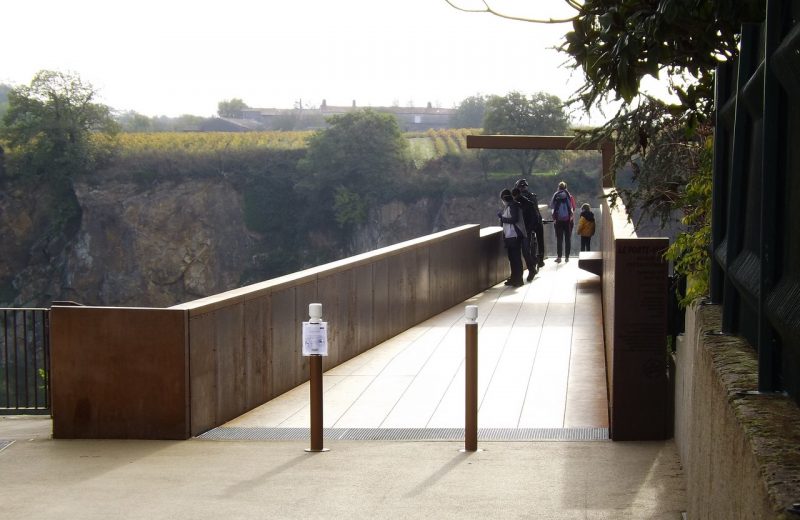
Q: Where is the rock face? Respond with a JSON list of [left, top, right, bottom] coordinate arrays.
[[1, 178, 499, 308], [60, 180, 251, 306]]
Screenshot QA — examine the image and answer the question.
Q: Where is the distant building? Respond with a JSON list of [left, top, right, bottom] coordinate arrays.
[[241, 100, 456, 131]]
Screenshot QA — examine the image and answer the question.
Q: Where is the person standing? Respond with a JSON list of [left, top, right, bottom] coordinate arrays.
[[577, 203, 596, 251], [550, 181, 575, 263], [497, 188, 524, 287], [515, 178, 545, 267], [512, 187, 537, 281]]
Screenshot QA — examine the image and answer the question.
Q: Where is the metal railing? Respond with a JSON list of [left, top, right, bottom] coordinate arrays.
[[1, 308, 50, 414], [710, 2, 800, 403]]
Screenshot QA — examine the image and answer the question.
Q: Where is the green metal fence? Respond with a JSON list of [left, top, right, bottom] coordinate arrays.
[[710, 0, 800, 403]]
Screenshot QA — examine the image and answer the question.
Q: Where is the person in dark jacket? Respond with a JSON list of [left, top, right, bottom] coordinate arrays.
[[515, 178, 545, 267], [497, 188, 524, 287], [512, 187, 537, 281], [550, 181, 575, 263]]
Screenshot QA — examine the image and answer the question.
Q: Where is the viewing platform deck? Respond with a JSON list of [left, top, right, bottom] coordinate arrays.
[[207, 259, 608, 440], [0, 254, 687, 519]]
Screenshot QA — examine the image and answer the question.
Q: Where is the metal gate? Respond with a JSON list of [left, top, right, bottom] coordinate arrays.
[[710, 0, 800, 403], [0, 308, 50, 414]]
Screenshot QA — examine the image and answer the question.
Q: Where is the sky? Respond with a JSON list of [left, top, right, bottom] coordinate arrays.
[[3, 0, 606, 121]]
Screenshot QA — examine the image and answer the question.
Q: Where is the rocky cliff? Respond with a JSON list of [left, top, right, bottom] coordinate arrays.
[[1, 177, 499, 308]]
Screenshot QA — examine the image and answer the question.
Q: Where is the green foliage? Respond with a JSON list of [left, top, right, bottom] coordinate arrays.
[[241, 154, 304, 235], [217, 98, 249, 118], [451, 95, 487, 129], [1, 70, 119, 181], [562, 0, 763, 118], [0, 83, 10, 127], [550, 2, 763, 305], [300, 109, 411, 232], [664, 138, 713, 307], [116, 110, 153, 132], [0, 71, 118, 248], [303, 109, 410, 188], [482, 92, 570, 178], [333, 187, 368, 226]]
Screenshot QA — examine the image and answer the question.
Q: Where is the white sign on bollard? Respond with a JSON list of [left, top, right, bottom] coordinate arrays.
[[302, 321, 329, 356]]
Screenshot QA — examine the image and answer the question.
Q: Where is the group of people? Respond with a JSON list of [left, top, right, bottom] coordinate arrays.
[[498, 179, 596, 287]]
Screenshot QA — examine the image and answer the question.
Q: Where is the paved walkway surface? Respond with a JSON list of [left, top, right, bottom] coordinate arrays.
[[223, 260, 608, 436], [0, 261, 687, 519]]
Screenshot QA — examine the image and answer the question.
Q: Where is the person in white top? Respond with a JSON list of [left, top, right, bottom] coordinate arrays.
[[497, 188, 525, 286]]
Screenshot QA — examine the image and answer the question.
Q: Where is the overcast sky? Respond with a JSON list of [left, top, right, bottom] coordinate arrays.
[[3, 0, 602, 120]]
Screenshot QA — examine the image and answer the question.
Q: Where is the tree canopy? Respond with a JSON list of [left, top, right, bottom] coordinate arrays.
[[561, 0, 763, 121], [445, 0, 765, 302], [0, 84, 10, 125], [301, 109, 410, 227], [482, 91, 569, 177], [217, 98, 249, 118], [451, 95, 487, 129], [1, 70, 118, 180]]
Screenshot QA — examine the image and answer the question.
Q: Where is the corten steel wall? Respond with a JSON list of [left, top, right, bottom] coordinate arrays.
[[601, 189, 670, 440], [48, 224, 507, 439], [50, 307, 190, 439], [173, 224, 502, 436], [480, 226, 509, 288]]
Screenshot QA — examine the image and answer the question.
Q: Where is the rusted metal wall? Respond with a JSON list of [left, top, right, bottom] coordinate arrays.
[[601, 190, 670, 440], [49, 224, 507, 439], [49, 307, 189, 439], [176, 224, 498, 436]]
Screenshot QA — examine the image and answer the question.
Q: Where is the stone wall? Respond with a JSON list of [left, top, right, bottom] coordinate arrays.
[[675, 302, 800, 518]]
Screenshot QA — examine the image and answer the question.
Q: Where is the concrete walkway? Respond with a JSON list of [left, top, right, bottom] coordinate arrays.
[[222, 260, 608, 437], [0, 261, 687, 519]]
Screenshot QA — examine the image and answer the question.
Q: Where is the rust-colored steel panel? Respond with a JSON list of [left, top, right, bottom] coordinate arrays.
[[214, 305, 246, 425], [372, 259, 390, 345], [243, 295, 271, 409], [189, 312, 217, 435], [50, 306, 189, 439], [354, 263, 374, 356], [318, 270, 353, 369], [610, 238, 669, 440], [601, 191, 670, 440], [52, 225, 500, 439], [270, 287, 298, 397], [388, 254, 413, 337], [414, 246, 431, 324]]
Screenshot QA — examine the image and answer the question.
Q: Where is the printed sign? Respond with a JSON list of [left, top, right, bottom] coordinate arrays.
[[302, 321, 328, 356]]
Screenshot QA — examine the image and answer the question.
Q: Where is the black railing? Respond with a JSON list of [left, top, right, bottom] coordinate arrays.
[[710, 0, 800, 404], [0, 308, 50, 414]]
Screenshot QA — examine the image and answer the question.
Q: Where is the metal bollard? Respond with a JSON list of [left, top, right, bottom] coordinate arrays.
[[463, 305, 479, 452], [304, 303, 329, 453]]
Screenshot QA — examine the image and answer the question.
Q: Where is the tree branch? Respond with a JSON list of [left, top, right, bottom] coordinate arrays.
[[443, 0, 578, 24]]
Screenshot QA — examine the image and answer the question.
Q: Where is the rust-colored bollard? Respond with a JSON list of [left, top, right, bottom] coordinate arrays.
[[464, 305, 478, 452], [303, 303, 329, 453]]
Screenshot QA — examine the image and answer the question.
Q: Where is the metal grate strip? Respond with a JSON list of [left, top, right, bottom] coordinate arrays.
[[197, 427, 609, 442], [0, 440, 13, 453]]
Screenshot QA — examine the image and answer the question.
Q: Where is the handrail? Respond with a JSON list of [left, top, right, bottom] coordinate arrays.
[[49, 224, 510, 439]]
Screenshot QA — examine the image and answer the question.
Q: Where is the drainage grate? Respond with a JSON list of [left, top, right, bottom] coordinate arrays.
[[0, 440, 13, 453], [197, 427, 609, 442]]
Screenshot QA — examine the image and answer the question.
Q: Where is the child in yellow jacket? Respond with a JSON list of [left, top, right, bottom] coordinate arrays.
[[576, 203, 596, 251]]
